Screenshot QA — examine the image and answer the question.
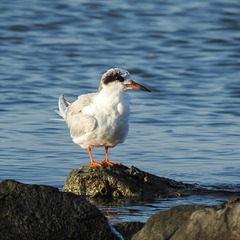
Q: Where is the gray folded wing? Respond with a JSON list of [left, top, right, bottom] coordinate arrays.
[[65, 93, 98, 138]]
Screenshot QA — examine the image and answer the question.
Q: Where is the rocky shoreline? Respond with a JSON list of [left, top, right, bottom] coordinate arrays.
[[1, 165, 240, 240]]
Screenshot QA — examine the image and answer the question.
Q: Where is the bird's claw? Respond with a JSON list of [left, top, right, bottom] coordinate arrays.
[[100, 160, 121, 166], [90, 162, 102, 168]]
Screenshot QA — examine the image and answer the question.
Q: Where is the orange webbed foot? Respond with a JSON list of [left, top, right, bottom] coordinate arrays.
[[101, 159, 121, 166], [89, 162, 102, 168]]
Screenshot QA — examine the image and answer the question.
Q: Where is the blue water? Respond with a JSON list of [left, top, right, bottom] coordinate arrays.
[[1, 0, 240, 223]]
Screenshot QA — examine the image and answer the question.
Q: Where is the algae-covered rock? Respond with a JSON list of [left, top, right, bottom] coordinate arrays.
[[0, 179, 122, 240], [63, 164, 194, 198], [132, 198, 240, 240]]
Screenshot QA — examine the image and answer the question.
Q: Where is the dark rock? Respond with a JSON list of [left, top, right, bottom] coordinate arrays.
[[0, 179, 123, 240], [132, 197, 240, 240], [114, 222, 145, 240], [63, 164, 195, 198]]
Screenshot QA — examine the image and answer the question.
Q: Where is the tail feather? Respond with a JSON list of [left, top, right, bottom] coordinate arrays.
[[57, 94, 70, 120]]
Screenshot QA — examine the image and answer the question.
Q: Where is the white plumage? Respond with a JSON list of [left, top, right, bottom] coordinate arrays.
[[57, 68, 150, 167]]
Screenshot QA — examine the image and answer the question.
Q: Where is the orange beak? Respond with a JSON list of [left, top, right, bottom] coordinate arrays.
[[125, 81, 151, 92]]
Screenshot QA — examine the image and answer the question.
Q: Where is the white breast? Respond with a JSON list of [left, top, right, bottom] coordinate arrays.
[[74, 83, 130, 148]]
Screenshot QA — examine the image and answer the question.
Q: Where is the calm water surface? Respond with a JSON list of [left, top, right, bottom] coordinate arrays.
[[1, 0, 240, 223]]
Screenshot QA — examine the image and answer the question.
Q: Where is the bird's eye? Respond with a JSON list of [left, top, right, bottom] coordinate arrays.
[[116, 75, 124, 82]]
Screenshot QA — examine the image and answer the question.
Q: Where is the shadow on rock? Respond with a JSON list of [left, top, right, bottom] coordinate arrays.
[[0, 179, 123, 240]]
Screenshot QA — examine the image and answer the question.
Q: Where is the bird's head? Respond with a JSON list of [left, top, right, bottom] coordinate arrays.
[[98, 68, 151, 92]]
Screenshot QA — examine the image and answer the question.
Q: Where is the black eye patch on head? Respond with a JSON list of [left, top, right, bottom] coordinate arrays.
[[115, 74, 124, 82]]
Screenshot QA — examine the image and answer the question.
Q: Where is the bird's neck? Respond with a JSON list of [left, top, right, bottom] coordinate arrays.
[[95, 86, 129, 110]]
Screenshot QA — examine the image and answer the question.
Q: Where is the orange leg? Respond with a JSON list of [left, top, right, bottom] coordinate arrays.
[[101, 146, 121, 166], [87, 146, 102, 168]]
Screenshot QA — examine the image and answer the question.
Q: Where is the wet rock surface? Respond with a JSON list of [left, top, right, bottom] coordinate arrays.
[[0, 179, 122, 240], [63, 164, 196, 198], [132, 197, 240, 240]]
